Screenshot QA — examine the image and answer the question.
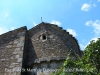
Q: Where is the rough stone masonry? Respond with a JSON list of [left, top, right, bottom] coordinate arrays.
[[0, 22, 83, 75]]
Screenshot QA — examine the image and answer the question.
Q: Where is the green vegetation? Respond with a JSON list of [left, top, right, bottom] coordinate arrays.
[[52, 38, 100, 75]]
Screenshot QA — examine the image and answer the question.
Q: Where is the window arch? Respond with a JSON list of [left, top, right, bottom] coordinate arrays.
[[42, 34, 46, 40], [39, 33, 47, 41]]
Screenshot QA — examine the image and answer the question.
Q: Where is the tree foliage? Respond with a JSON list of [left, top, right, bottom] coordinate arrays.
[[52, 38, 100, 75]]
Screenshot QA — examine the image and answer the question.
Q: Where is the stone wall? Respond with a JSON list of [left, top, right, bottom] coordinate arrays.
[[0, 22, 82, 75], [28, 22, 81, 63], [0, 26, 27, 75], [31, 60, 65, 75], [27, 22, 82, 75]]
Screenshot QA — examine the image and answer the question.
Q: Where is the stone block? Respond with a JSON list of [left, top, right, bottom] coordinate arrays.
[[19, 36, 25, 41], [14, 40, 19, 44], [17, 51, 23, 54], [17, 32, 22, 37], [15, 55, 20, 59], [15, 48, 20, 51], [6, 45, 12, 48], [9, 41, 13, 44], [12, 44, 17, 47], [17, 42, 24, 47], [17, 58, 22, 63], [13, 51, 17, 54]]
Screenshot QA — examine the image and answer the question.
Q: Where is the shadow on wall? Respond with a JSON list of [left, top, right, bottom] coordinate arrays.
[[24, 33, 38, 75]]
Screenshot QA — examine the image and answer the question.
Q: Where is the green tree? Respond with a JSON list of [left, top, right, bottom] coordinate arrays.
[[52, 54, 96, 75], [84, 38, 100, 74], [52, 38, 100, 75]]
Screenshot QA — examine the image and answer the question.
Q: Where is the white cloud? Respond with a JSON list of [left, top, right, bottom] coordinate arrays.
[[80, 38, 98, 50], [86, 20, 93, 26], [9, 19, 12, 22], [86, 37, 99, 47], [80, 44, 86, 50], [81, 3, 91, 12], [67, 28, 77, 37], [86, 20, 100, 36], [91, 37, 99, 42], [0, 27, 8, 35], [98, 0, 100, 2], [5, 12, 9, 17], [90, 1, 92, 3], [70, 3, 72, 6], [33, 22, 37, 26], [11, 27, 16, 30], [93, 4, 97, 7], [51, 20, 61, 26], [80, 37, 99, 50]]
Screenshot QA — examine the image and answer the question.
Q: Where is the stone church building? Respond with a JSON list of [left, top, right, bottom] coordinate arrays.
[[0, 22, 82, 75]]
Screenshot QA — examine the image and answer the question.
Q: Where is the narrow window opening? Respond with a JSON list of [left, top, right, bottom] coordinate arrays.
[[40, 34, 47, 41], [42, 34, 46, 40], [34, 73, 36, 75]]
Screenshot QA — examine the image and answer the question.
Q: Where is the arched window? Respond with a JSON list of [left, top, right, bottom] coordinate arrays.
[[39, 33, 47, 41], [42, 34, 46, 40]]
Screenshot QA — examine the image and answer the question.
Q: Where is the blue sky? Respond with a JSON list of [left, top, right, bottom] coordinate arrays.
[[0, 0, 100, 50]]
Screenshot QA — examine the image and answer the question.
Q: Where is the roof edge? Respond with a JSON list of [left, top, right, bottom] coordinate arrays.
[[0, 26, 27, 37]]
